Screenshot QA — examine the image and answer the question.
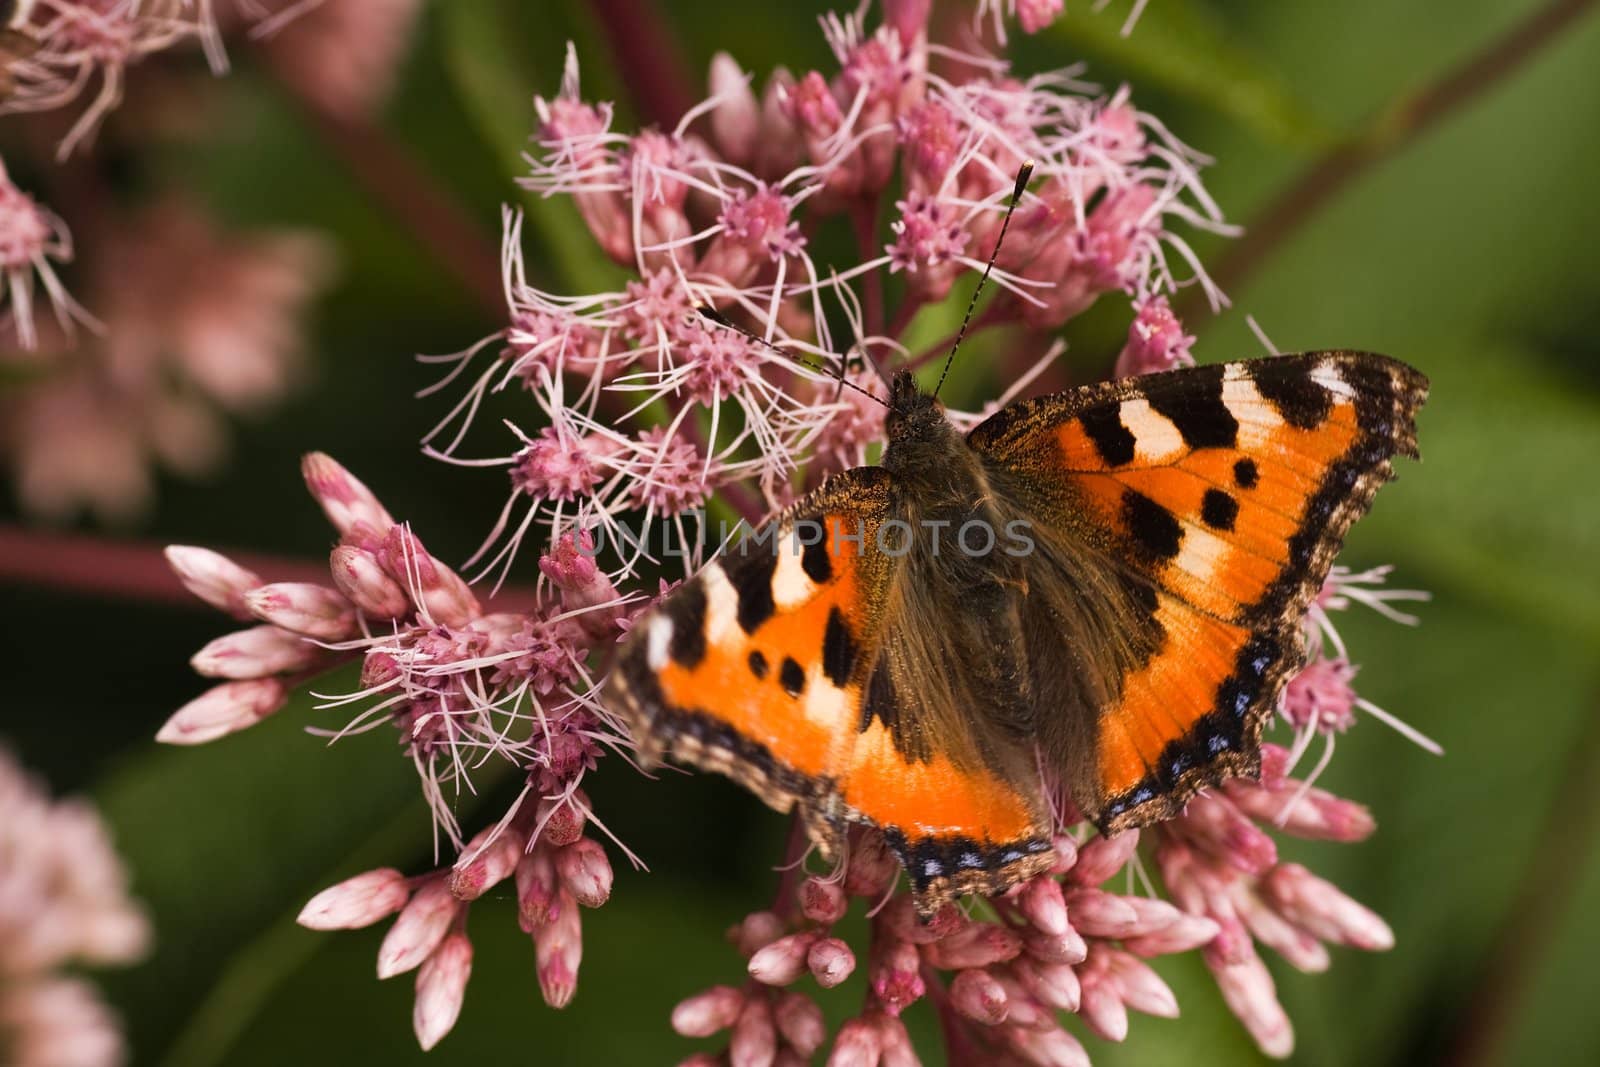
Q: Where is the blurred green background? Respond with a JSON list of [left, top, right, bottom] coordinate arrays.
[[4, 1, 1600, 1064]]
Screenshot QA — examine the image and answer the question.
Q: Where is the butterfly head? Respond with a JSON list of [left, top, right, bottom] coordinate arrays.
[[885, 370, 946, 440]]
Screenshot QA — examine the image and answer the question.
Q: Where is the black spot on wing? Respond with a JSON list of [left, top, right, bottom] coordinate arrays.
[[1201, 488, 1239, 531], [779, 657, 806, 697], [861, 660, 896, 733], [1080, 405, 1136, 466], [1147, 363, 1238, 448], [727, 551, 778, 633], [1248, 360, 1333, 429], [748, 650, 769, 679], [1233, 458, 1259, 489], [663, 582, 707, 668], [822, 607, 858, 687], [801, 536, 833, 584], [1121, 489, 1183, 561]]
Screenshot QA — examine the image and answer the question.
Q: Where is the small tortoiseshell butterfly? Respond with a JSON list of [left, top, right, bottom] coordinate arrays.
[[606, 350, 1426, 913], [603, 161, 1426, 913]]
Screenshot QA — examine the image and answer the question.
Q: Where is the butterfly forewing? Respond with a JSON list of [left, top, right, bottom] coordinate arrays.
[[969, 352, 1428, 831]]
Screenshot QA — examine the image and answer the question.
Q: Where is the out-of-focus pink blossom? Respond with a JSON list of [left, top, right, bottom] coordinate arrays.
[[0, 749, 148, 1067]]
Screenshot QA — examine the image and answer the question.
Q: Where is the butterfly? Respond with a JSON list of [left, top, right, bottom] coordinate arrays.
[[604, 352, 1426, 914]]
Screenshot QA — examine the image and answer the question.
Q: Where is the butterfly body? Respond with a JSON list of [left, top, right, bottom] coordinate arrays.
[[606, 353, 1427, 912]]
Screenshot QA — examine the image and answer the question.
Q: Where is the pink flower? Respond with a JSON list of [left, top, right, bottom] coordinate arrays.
[[1, 0, 224, 157], [0, 748, 148, 1067], [0, 156, 95, 349]]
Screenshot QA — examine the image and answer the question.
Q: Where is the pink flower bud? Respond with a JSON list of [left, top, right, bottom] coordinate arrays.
[[1004, 1023, 1092, 1067], [538, 533, 623, 639], [807, 937, 856, 988], [1115, 295, 1194, 378], [730, 997, 777, 1067], [672, 985, 745, 1038], [1069, 830, 1140, 886], [556, 837, 613, 908], [1018, 876, 1070, 935], [920, 922, 1021, 970], [377, 879, 459, 979], [708, 52, 760, 166], [875, 1013, 918, 1067], [157, 678, 287, 744], [1016, 0, 1066, 35], [950, 968, 1009, 1025], [1262, 863, 1394, 951], [731, 910, 786, 957], [1234, 889, 1330, 973], [1022, 925, 1088, 966], [191, 625, 320, 679], [329, 545, 411, 619], [1062, 888, 1141, 939], [536, 793, 586, 847], [1179, 793, 1278, 874], [297, 868, 409, 930], [1106, 949, 1178, 1017], [1015, 957, 1081, 1013], [827, 1017, 882, 1067], [840, 834, 897, 898], [164, 545, 261, 619], [1077, 957, 1129, 1042], [773, 991, 825, 1056], [413, 932, 472, 1050], [882, 0, 931, 47], [800, 876, 848, 924], [990, 974, 1048, 1028], [1124, 912, 1222, 958], [1049, 833, 1079, 875], [869, 939, 924, 1015], [244, 582, 357, 641], [535, 889, 583, 1008], [302, 453, 394, 539], [748, 932, 818, 987], [449, 827, 524, 901], [1225, 778, 1377, 842], [1206, 947, 1294, 1058], [379, 525, 479, 627], [1120, 895, 1189, 938], [515, 848, 558, 932]]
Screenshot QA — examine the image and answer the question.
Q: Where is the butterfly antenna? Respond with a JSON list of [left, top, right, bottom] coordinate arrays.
[[933, 160, 1034, 400], [694, 304, 895, 412]]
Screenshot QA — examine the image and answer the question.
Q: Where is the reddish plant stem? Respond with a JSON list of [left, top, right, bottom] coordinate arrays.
[[589, 0, 699, 129], [0, 524, 536, 612], [851, 198, 887, 339], [257, 53, 506, 318], [1184, 0, 1599, 317]]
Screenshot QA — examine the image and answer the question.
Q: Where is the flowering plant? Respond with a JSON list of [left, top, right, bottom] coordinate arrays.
[[142, 4, 1449, 1063]]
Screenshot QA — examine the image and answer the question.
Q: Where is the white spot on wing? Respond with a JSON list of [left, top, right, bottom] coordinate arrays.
[[1221, 375, 1280, 450], [771, 536, 817, 609], [1172, 522, 1229, 585], [1310, 360, 1357, 399], [700, 563, 741, 647], [1119, 397, 1185, 462], [803, 673, 851, 729], [646, 615, 673, 671]]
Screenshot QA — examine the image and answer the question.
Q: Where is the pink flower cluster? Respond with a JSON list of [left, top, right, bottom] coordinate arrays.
[[164, 453, 635, 1048], [157, 1, 1434, 1059], [0, 748, 149, 1067]]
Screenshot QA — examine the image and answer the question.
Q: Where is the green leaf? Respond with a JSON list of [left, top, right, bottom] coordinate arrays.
[[1047, 0, 1335, 149], [92, 671, 447, 1058], [435, 0, 626, 294]]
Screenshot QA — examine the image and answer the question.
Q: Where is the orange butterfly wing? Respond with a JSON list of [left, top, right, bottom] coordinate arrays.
[[969, 352, 1427, 831], [606, 467, 1054, 909]]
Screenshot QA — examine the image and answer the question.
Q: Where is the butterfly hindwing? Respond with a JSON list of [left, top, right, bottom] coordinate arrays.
[[607, 464, 1055, 910], [969, 352, 1428, 831]]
